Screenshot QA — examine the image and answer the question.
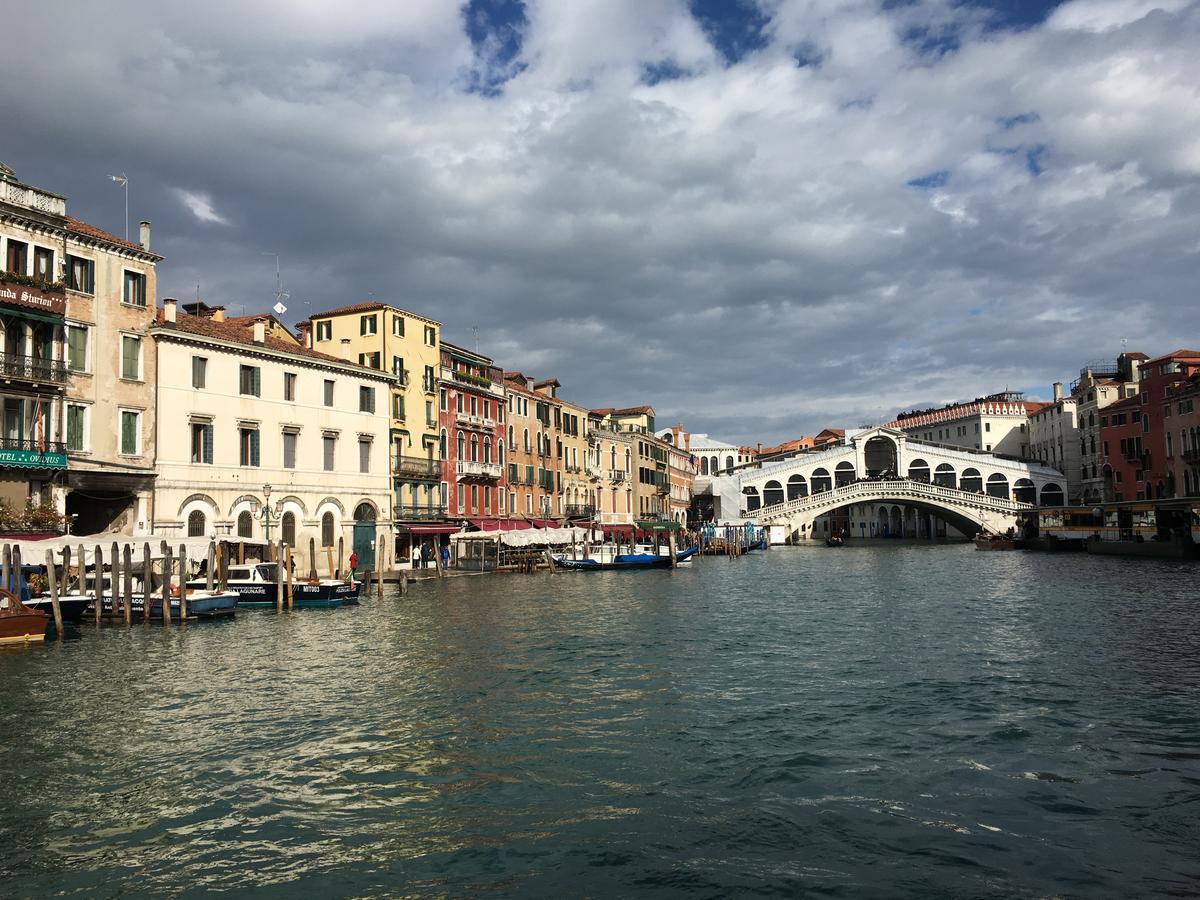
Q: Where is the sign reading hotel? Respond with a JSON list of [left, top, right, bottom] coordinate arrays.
[[0, 279, 66, 316]]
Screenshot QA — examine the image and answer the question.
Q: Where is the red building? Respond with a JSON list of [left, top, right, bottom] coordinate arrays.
[[1135, 350, 1200, 498], [1098, 395, 1145, 501], [1165, 373, 1200, 497], [438, 341, 507, 522]]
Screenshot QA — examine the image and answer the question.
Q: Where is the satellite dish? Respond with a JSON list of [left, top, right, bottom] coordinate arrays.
[[273, 301, 288, 315]]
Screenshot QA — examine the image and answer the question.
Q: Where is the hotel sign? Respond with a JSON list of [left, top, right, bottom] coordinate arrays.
[[0, 280, 66, 316], [0, 449, 67, 469]]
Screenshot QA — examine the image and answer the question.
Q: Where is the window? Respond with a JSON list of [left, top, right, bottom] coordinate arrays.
[[359, 386, 375, 413], [122, 271, 146, 306], [281, 512, 296, 547], [456, 393, 463, 413], [239, 365, 261, 396], [393, 356, 405, 379], [323, 380, 334, 406], [33, 247, 53, 282], [6, 239, 27, 274], [439, 388, 447, 411], [359, 438, 371, 473], [315, 321, 332, 342], [392, 315, 404, 337], [66, 404, 87, 451], [282, 430, 297, 468], [360, 314, 377, 336], [66, 325, 88, 372], [426, 400, 434, 426], [191, 422, 214, 464], [323, 434, 336, 471], [66, 255, 94, 293], [192, 356, 207, 389], [120, 335, 141, 380], [357, 352, 381, 369], [424, 365, 435, 391], [321, 512, 335, 547], [457, 483, 465, 510], [284, 372, 297, 401], [237, 511, 253, 538], [187, 510, 206, 537], [239, 427, 260, 467], [424, 325, 436, 346], [393, 393, 405, 419], [119, 410, 140, 455]]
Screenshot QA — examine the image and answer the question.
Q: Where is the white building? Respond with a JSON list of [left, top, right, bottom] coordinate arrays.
[[888, 391, 1043, 458], [150, 301, 394, 570], [1028, 382, 1079, 502]]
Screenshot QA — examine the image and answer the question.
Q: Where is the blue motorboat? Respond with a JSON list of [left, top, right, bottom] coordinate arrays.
[[554, 545, 697, 571]]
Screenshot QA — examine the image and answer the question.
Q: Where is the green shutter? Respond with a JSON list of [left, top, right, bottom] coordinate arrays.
[[66, 407, 83, 450], [67, 327, 87, 371], [121, 412, 137, 454], [204, 424, 214, 464], [252, 367, 261, 396], [250, 429, 260, 467]]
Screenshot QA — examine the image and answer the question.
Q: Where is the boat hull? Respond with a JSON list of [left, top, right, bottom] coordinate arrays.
[[187, 579, 361, 608], [555, 546, 698, 571], [88, 592, 238, 620], [23, 596, 91, 623]]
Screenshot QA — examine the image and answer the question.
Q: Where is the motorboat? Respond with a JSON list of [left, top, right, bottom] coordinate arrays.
[[189, 562, 360, 608]]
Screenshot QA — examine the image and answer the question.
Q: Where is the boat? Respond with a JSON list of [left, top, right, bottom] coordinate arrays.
[[974, 533, 1017, 550], [825, 534, 845, 547], [188, 562, 361, 608], [65, 572, 237, 620], [0, 589, 49, 644], [746, 538, 767, 552], [553, 545, 698, 571], [22, 595, 91, 623]]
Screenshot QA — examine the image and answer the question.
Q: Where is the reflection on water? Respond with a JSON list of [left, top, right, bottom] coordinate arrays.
[[2, 545, 1199, 897]]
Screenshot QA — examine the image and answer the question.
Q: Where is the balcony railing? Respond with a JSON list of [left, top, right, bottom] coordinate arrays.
[[565, 504, 596, 519], [0, 352, 68, 385], [0, 437, 66, 454], [394, 505, 446, 521], [609, 470, 626, 482], [456, 411, 496, 429], [585, 462, 603, 480], [456, 460, 502, 479], [394, 456, 441, 479]]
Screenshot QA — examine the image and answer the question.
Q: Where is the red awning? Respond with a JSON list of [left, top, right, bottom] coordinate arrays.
[[399, 524, 462, 534], [468, 519, 532, 531], [603, 525, 634, 537]]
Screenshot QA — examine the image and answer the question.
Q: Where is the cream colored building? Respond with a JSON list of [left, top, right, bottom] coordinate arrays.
[[150, 302, 393, 570], [559, 396, 590, 521], [586, 412, 634, 528], [889, 391, 1043, 458], [305, 302, 443, 525], [0, 160, 160, 533]]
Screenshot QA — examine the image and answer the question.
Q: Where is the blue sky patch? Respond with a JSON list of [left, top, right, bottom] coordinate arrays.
[[907, 170, 950, 189], [641, 60, 692, 86], [462, 0, 527, 96], [689, 0, 771, 65]]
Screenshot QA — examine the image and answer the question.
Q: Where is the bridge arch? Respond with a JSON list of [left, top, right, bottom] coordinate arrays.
[[863, 435, 898, 476], [744, 485, 760, 512], [1013, 478, 1036, 504], [908, 458, 930, 483], [835, 461, 855, 486], [933, 463, 955, 488], [811, 468, 831, 493], [1040, 482, 1064, 506]]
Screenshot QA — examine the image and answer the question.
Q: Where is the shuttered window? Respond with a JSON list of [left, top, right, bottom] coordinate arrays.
[[66, 326, 88, 371], [359, 438, 370, 473], [282, 431, 297, 469], [239, 365, 261, 397], [239, 428, 260, 467], [191, 422, 214, 464], [323, 435, 336, 471], [120, 410, 139, 455], [192, 356, 207, 389], [121, 336, 140, 380], [66, 405, 85, 451]]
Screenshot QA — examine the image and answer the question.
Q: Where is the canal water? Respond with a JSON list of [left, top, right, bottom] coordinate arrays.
[[2, 545, 1199, 898]]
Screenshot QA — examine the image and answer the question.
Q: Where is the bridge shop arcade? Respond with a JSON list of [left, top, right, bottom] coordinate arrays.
[[705, 427, 1067, 542]]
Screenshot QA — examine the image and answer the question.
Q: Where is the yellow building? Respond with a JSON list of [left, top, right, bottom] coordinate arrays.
[[593, 406, 671, 522], [559, 396, 591, 522], [304, 303, 442, 524]]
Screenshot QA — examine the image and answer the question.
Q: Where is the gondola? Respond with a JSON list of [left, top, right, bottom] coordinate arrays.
[[825, 534, 845, 547], [554, 545, 697, 571]]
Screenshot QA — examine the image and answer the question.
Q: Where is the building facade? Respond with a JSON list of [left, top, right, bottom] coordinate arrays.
[[560, 397, 591, 523], [890, 392, 1043, 457], [587, 412, 634, 529], [503, 372, 560, 522], [1028, 382, 1080, 501], [1134, 350, 1200, 498], [438, 341, 506, 524], [1, 161, 161, 534], [151, 302, 393, 569], [1165, 375, 1200, 497]]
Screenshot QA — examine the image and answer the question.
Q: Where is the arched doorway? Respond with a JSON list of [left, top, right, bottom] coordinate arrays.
[[321, 511, 335, 547], [763, 480, 784, 507], [933, 463, 956, 488], [787, 474, 807, 500], [961, 468, 983, 493], [811, 468, 832, 493], [1040, 483, 1065, 506], [986, 473, 1009, 499], [889, 506, 902, 536], [863, 436, 897, 477], [907, 459, 930, 483], [835, 461, 855, 487], [352, 502, 377, 570], [1013, 478, 1036, 504]]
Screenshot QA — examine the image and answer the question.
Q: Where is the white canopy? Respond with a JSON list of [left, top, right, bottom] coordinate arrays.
[[453, 526, 596, 548], [4, 534, 255, 564]]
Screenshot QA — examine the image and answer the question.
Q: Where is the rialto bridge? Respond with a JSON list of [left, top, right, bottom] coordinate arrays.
[[706, 427, 1067, 541]]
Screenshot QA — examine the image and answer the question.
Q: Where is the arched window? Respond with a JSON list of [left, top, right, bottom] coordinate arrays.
[[484, 438, 492, 463], [763, 480, 784, 506], [986, 473, 1009, 499], [725, 455, 734, 471], [811, 468, 832, 493], [700, 457, 709, 475], [744, 486, 761, 511], [508, 424, 514, 446], [439, 428, 447, 459], [610, 445, 616, 469], [1013, 478, 1036, 504], [187, 510, 206, 537], [321, 512, 335, 547], [281, 511, 296, 547], [787, 474, 807, 499], [1040, 483, 1065, 506], [536, 432, 542, 454], [498, 440, 504, 464], [237, 510, 253, 538], [471, 435, 479, 462], [835, 461, 855, 486], [961, 468, 983, 493], [523, 428, 530, 452], [354, 502, 376, 522], [457, 433, 465, 460], [710, 455, 718, 473], [933, 463, 955, 488], [907, 459, 930, 483]]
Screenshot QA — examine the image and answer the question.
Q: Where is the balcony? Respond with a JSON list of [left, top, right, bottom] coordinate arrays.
[[609, 470, 626, 482], [440, 365, 506, 398], [1182, 446, 1200, 462], [456, 410, 496, 430], [456, 459, 502, 479], [394, 455, 441, 479], [0, 352, 68, 386], [394, 505, 446, 521], [585, 462, 604, 480], [394, 369, 410, 387], [565, 504, 596, 519], [0, 437, 67, 470]]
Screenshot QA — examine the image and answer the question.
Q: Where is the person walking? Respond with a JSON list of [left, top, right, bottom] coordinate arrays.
[[411, 545, 420, 570], [440, 544, 450, 571], [421, 542, 431, 569], [348, 551, 358, 579]]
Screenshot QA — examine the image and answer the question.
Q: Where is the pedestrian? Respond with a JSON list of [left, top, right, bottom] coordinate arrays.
[[348, 551, 358, 579], [411, 545, 420, 569], [440, 544, 450, 570], [421, 542, 431, 569]]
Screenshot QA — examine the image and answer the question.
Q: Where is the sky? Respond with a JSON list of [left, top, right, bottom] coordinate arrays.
[[3, 0, 1198, 444]]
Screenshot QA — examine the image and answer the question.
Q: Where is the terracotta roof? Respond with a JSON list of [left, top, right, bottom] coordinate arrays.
[[533, 378, 561, 388], [310, 301, 441, 326], [608, 405, 654, 416], [153, 309, 383, 373], [66, 216, 158, 256], [1139, 349, 1200, 366]]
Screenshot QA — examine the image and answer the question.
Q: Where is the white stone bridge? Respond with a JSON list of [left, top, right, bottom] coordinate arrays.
[[706, 427, 1067, 540]]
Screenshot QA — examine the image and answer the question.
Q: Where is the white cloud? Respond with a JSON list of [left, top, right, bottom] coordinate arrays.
[[174, 189, 229, 225]]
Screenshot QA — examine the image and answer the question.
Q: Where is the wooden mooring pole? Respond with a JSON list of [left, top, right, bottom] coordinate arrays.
[[178, 544, 189, 622], [206, 541, 215, 591], [275, 543, 284, 611], [44, 548, 64, 639], [286, 544, 294, 611], [143, 543, 152, 625], [122, 545, 133, 624], [110, 541, 122, 624], [93, 546, 104, 621], [161, 545, 173, 626]]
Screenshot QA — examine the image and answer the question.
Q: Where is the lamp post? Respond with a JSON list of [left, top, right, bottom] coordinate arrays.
[[255, 483, 276, 543]]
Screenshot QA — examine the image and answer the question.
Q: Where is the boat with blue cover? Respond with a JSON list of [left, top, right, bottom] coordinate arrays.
[[553, 545, 698, 571], [189, 562, 361, 608]]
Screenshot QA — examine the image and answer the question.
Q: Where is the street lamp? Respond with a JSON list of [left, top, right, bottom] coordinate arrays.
[[250, 483, 280, 542]]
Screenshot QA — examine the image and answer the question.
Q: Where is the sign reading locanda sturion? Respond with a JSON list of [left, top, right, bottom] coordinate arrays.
[[0, 280, 66, 316]]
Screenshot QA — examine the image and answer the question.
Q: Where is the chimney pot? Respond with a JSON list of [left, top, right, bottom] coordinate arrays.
[[139, 221, 150, 250], [253, 320, 266, 344], [163, 298, 177, 324], [1053, 381, 1063, 401]]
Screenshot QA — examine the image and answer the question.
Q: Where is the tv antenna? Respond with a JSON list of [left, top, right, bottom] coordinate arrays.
[[261, 252, 289, 316], [472, 325, 479, 353]]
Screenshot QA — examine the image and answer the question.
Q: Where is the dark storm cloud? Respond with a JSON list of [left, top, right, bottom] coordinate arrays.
[[2, 0, 1197, 444]]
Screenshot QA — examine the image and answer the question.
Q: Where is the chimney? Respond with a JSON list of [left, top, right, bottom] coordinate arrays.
[[163, 297, 177, 324], [296, 321, 311, 348], [253, 320, 266, 344], [1053, 382, 1063, 401], [138, 221, 150, 250], [211, 306, 226, 322], [339, 338, 351, 360]]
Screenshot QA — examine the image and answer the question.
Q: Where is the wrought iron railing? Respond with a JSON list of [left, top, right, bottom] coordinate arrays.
[[393, 505, 446, 521], [0, 437, 66, 454], [565, 505, 596, 519], [394, 456, 440, 478], [0, 352, 68, 384]]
